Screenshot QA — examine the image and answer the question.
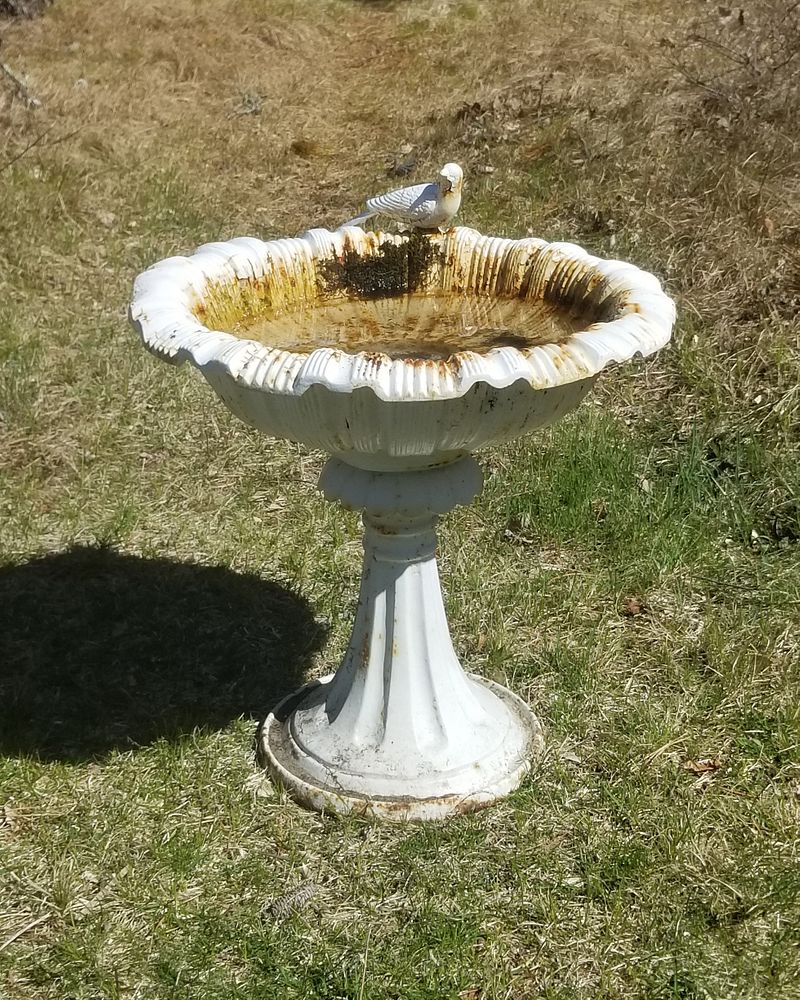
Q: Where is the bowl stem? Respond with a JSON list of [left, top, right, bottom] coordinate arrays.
[[260, 457, 542, 819]]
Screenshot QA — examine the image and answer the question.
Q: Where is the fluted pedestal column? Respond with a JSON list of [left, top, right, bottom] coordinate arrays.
[[260, 457, 542, 820]]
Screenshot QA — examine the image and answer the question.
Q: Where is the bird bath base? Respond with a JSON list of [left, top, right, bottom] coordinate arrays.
[[259, 457, 543, 820]]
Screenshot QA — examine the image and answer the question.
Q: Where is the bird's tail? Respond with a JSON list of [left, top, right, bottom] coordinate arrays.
[[340, 210, 374, 229]]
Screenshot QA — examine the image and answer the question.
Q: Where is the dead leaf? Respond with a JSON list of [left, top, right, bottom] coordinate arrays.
[[503, 516, 535, 547], [289, 138, 321, 159], [264, 881, 321, 920], [503, 527, 535, 546], [387, 153, 416, 177], [622, 596, 646, 617], [1, 804, 17, 830], [521, 141, 554, 161], [455, 101, 482, 121], [243, 772, 275, 799], [683, 757, 723, 774]]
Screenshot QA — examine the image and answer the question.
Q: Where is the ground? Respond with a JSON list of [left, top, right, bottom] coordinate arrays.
[[1, 1, 799, 998]]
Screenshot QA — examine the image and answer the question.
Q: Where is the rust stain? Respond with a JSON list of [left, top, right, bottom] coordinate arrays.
[[350, 790, 497, 819], [190, 229, 606, 371], [362, 352, 385, 370]]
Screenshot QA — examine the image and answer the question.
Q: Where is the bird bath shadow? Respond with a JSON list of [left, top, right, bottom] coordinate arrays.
[[0, 546, 327, 762]]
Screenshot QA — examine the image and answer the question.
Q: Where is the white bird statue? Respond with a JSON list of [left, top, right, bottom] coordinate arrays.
[[342, 162, 463, 231]]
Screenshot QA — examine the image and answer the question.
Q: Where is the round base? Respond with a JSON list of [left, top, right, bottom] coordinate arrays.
[[259, 674, 543, 821]]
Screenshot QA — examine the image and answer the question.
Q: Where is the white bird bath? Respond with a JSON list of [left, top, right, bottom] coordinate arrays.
[[130, 225, 674, 820]]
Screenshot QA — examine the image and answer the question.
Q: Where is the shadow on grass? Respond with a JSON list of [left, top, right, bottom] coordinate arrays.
[[0, 545, 327, 761]]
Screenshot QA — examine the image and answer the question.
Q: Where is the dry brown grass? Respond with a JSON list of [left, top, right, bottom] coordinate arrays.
[[0, 1, 679, 221], [3, 0, 795, 257]]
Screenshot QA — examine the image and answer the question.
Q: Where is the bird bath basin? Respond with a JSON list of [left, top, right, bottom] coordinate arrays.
[[130, 225, 674, 820]]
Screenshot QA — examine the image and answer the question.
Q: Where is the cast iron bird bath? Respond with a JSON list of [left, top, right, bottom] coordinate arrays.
[[130, 225, 674, 820]]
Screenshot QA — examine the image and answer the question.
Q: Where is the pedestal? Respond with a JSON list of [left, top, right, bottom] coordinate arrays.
[[260, 457, 542, 820]]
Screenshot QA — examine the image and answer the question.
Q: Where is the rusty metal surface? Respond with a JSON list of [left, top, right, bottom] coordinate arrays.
[[129, 226, 675, 404]]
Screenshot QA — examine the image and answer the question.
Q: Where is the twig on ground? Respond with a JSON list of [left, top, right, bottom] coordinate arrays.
[[0, 122, 82, 173], [0, 915, 49, 952], [0, 60, 41, 108], [0, 40, 42, 108]]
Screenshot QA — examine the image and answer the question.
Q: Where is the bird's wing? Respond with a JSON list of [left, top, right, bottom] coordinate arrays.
[[365, 182, 439, 221]]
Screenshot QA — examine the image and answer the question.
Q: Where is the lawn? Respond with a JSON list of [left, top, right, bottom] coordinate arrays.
[[1, 1, 799, 997]]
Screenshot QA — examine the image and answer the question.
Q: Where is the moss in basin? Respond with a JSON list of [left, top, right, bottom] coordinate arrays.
[[317, 230, 443, 300]]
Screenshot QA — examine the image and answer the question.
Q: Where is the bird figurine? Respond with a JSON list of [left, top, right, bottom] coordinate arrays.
[[342, 162, 463, 231]]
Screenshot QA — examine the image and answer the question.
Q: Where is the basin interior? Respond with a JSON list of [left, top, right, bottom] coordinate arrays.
[[194, 231, 617, 362], [233, 294, 584, 360]]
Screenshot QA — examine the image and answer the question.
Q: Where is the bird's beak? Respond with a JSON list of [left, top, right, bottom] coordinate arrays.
[[441, 178, 453, 193]]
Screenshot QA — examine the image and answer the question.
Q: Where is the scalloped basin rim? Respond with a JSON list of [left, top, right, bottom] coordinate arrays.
[[129, 226, 676, 403]]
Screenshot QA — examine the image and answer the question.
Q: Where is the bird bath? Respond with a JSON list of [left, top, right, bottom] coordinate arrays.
[[130, 225, 675, 820]]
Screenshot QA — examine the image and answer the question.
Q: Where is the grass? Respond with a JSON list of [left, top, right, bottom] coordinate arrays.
[[1, 0, 799, 997]]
